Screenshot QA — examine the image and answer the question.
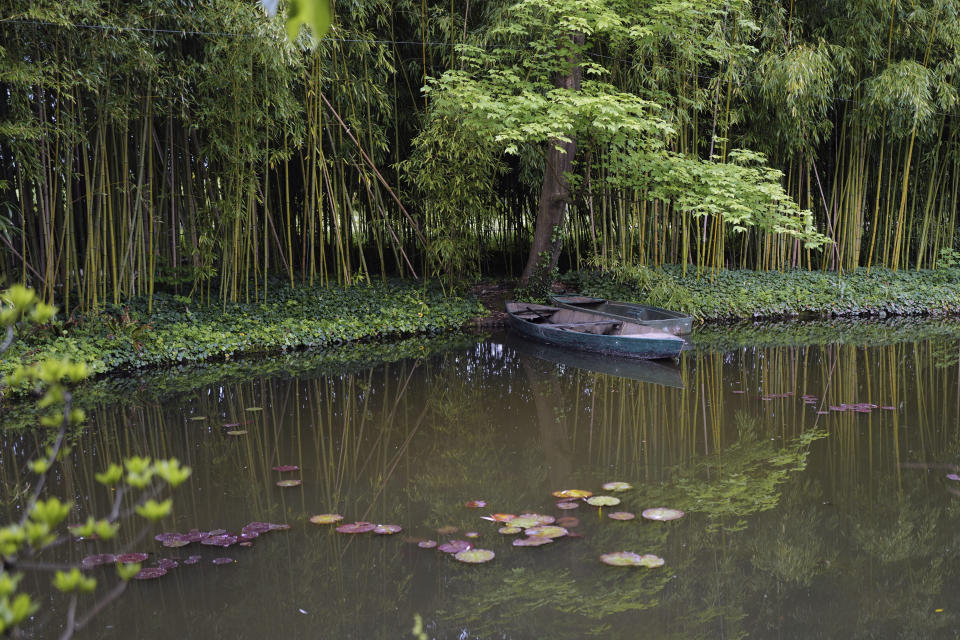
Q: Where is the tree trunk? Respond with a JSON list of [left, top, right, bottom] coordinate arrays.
[[520, 33, 584, 284]]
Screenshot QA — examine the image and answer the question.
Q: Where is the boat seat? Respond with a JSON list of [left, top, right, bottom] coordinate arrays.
[[553, 321, 622, 335]]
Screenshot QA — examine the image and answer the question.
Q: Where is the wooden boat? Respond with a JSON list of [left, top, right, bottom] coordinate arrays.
[[505, 301, 684, 360], [549, 294, 693, 336], [504, 333, 684, 388]]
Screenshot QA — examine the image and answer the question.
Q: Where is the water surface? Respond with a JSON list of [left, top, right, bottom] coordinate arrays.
[[4, 324, 960, 639]]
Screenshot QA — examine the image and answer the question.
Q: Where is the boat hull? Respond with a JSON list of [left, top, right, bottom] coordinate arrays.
[[550, 295, 693, 336], [506, 302, 683, 360]]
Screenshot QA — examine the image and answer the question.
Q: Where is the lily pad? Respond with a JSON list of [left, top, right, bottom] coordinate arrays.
[[226, 430, 248, 436], [201, 534, 238, 547], [245, 407, 263, 412], [267, 523, 291, 531], [373, 524, 402, 535], [513, 536, 553, 547], [133, 567, 167, 580], [156, 558, 179, 570], [464, 500, 486, 509], [947, 474, 960, 482], [272, 465, 300, 472], [154, 532, 183, 543], [437, 540, 473, 554], [309, 514, 344, 525], [182, 530, 205, 542], [418, 540, 438, 549], [183, 555, 202, 565], [480, 514, 515, 523], [276, 479, 302, 488], [524, 525, 568, 539], [585, 496, 621, 507], [238, 531, 259, 541], [498, 526, 522, 535], [81, 554, 116, 569], [116, 553, 149, 564], [464, 531, 479, 538], [454, 548, 495, 564], [552, 489, 593, 499], [600, 551, 644, 566], [189, 416, 207, 421], [162, 538, 191, 548], [505, 516, 540, 529], [555, 501, 579, 510], [602, 481, 633, 492], [608, 511, 635, 521], [211, 557, 234, 565], [641, 507, 685, 521], [639, 554, 665, 567], [336, 522, 376, 534]]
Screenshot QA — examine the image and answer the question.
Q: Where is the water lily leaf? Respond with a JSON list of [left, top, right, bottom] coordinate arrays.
[[156, 558, 179, 570], [272, 465, 299, 472], [189, 416, 206, 421], [552, 489, 592, 499], [524, 526, 567, 539], [81, 554, 116, 569], [418, 540, 438, 549], [133, 567, 167, 580], [211, 557, 235, 565], [498, 526, 522, 535], [601, 481, 632, 492], [454, 548, 494, 563], [437, 540, 472, 554], [555, 501, 579, 510], [480, 513, 515, 522], [373, 524, 402, 535], [336, 522, 376, 534], [505, 516, 540, 529], [226, 430, 247, 436], [947, 474, 960, 482], [162, 537, 191, 548], [309, 514, 344, 525], [608, 511, 635, 521], [116, 553, 149, 564], [600, 551, 643, 566], [512, 536, 553, 547], [201, 534, 238, 547], [276, 479, 302, 487], [641, 507, 684, 521], [585, 496, 620, 507], [245, 407, 263, 412], [183, 555, 202, 565], [639, 554, 665, 568], [464, 531, 479, 538]]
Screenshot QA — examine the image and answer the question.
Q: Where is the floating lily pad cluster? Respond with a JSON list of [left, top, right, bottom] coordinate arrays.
[[308, 513, 403, 536]]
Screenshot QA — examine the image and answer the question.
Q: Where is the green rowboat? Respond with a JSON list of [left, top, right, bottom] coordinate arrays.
[[549, 295, 693, 336]]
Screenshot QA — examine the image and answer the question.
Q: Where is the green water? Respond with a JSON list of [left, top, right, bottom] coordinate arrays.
[[4, 325, 960, 639]]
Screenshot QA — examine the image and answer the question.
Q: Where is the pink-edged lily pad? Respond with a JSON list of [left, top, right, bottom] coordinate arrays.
[[267, 523, 291, 531], [373, 524, 402, 535], [524, 525, 567, 539], [276, 479, 302, 488], [418, 540, 438, 549], [480, 514, 515, 523], [222, 422, 240, 428], [154, 532, 183, 543], [464, 500, 486, 509], [162, 537, 190, 548], [309, 514, 344, 525], [81, 554, 116, 569], [608, 511, 635, 521], [513, 536, 553, 547], [116, 553, 149, 564], [336, 521, 376, 534], [552, 489, 592, 499], [182, 530, 205, 542], [133, 567, 167, 580], [639, 554, 665, 567], [201, 534, 238, 547], [947, 474, 960, 482], [585, 495, 620, 507], [454, 548, 495, 564], [211, 557, 234, 565], [555, 501, 579, 510], [437, 540, 473, 554], [183, 555, 202, 565], [556, 516, 580, 528], [156, 558, 179, 570], [601, 481, 633, 492], [238, 531, 259, 542], [272, 465, 299, 472], [498, 526, 522, 535], [641, 507, 684, 521]]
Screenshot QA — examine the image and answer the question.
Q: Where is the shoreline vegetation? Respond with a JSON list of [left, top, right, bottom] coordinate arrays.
[[3, 266, 960, 397]]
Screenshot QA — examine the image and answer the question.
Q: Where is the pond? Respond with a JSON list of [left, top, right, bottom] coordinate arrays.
[[4, 321, 960, 639]]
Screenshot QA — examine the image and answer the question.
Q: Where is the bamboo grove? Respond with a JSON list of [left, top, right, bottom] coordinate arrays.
[[2, 0, 960, 309]]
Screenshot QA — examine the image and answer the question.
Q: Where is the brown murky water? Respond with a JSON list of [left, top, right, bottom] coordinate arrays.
[[4, 323, 960, 639]]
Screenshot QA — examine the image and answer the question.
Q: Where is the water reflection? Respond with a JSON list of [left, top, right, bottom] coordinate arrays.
[[2, 325, 960, 638]]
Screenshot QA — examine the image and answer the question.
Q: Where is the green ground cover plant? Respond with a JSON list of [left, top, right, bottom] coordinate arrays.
[[564, 266, 960, 322], [1, 280, 481, 384]]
